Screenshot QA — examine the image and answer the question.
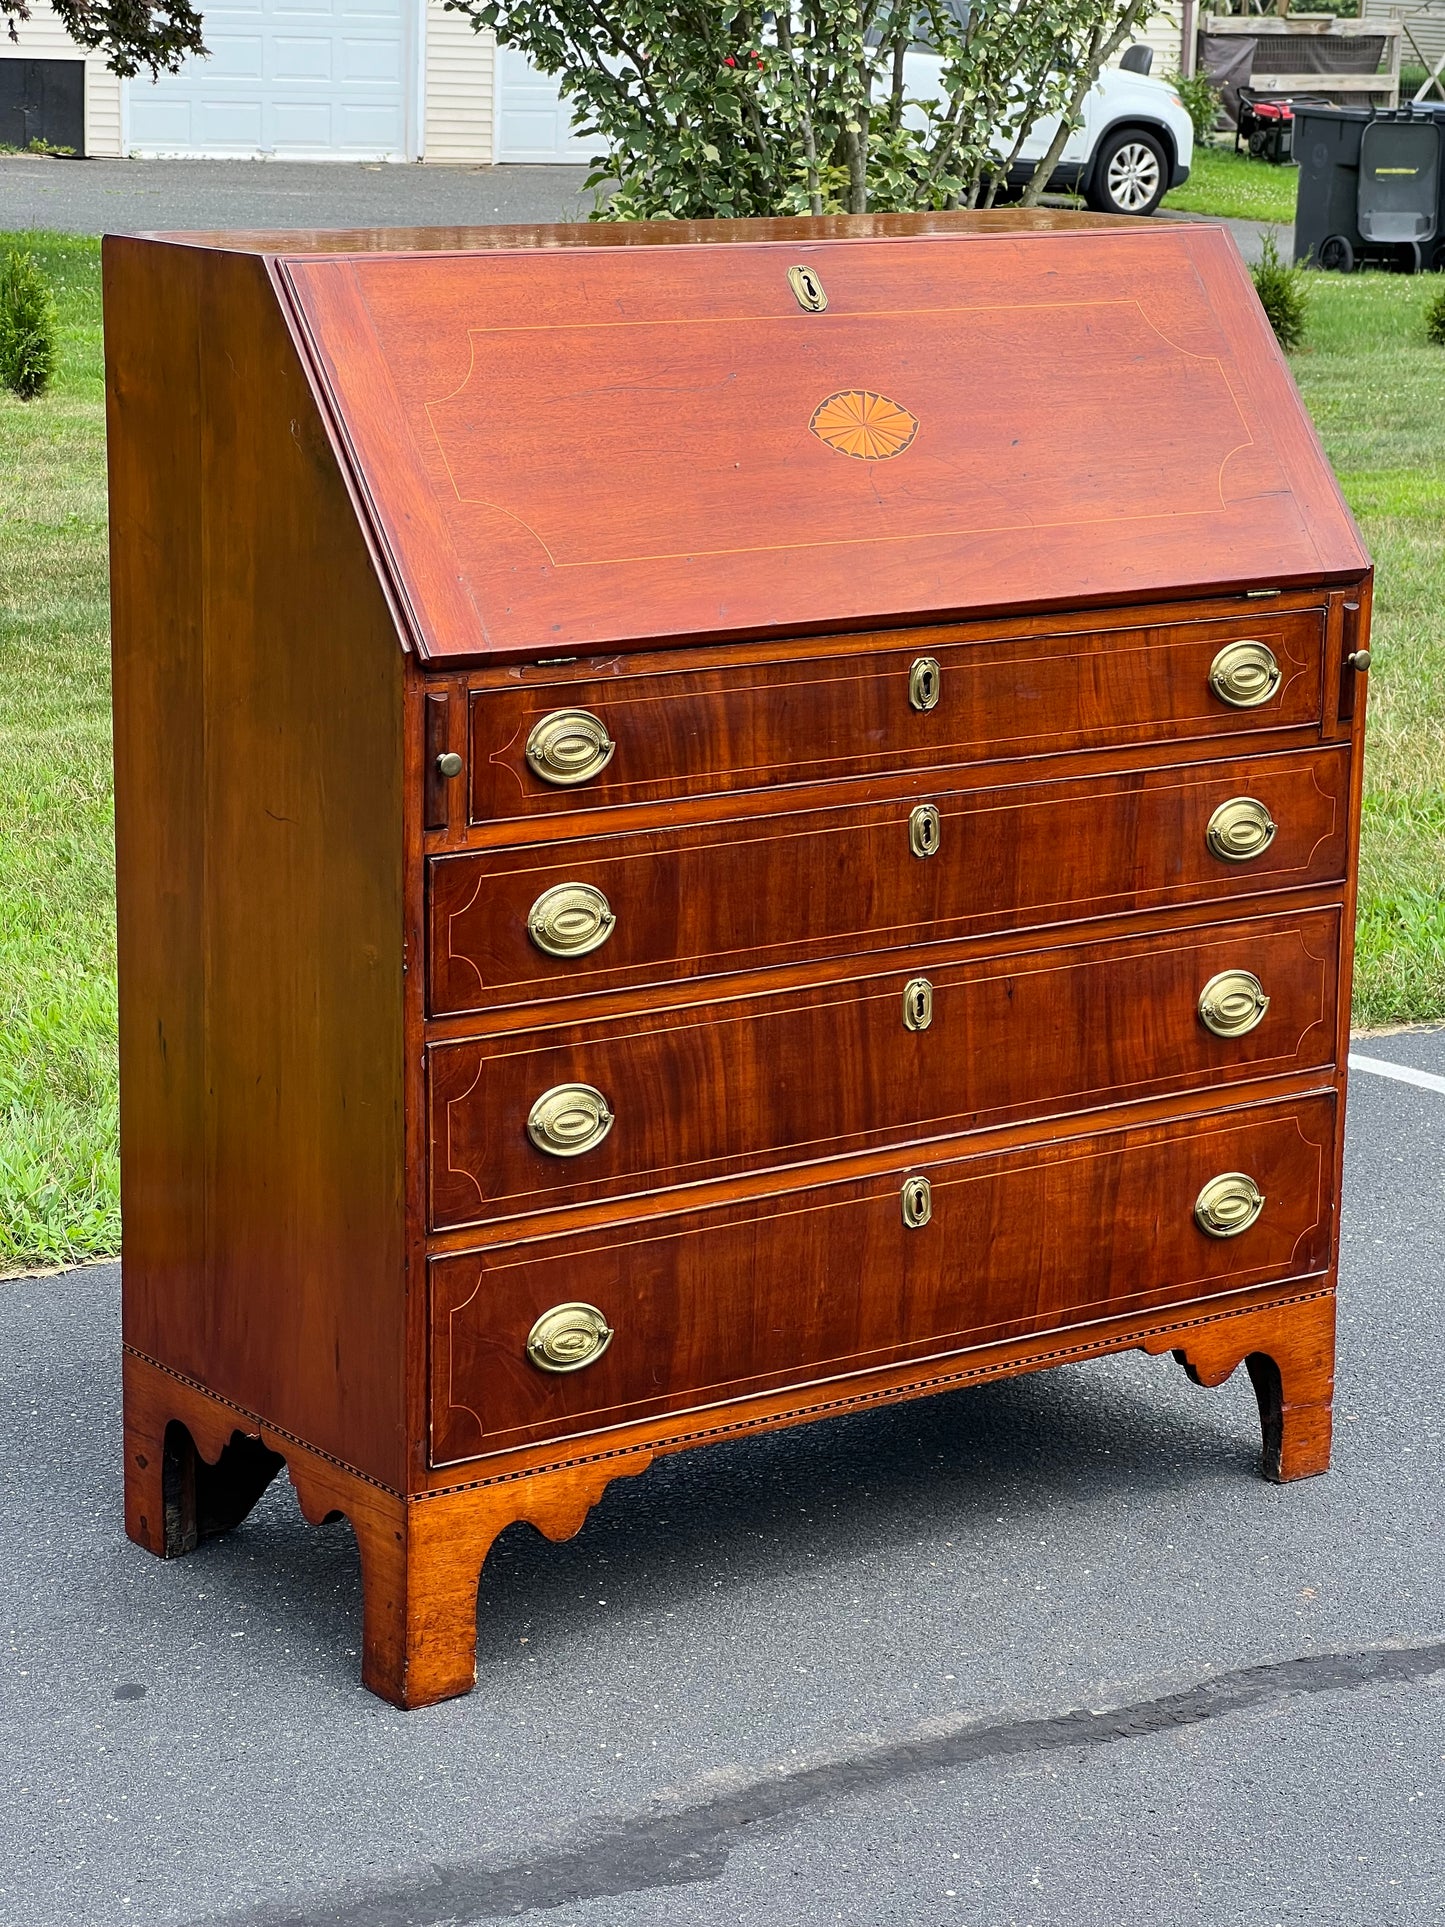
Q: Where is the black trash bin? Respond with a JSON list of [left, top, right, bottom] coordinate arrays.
[[1295, 102, 1445, 272], [1359, 114, 1443, 268]]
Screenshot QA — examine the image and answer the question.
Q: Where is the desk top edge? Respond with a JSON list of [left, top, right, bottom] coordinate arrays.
[[108, 208, 1192, 258]]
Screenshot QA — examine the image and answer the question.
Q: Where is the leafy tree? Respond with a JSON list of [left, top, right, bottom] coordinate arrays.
[[2, 0, 204, 79], [446, 0, 1154, 218]]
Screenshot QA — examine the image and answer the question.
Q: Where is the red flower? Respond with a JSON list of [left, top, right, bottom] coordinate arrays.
[[723, 54, 735, 65]]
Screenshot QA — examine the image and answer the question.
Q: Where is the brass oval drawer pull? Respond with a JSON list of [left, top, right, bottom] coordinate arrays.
[[1198, 968, 1270, 1039], [1206, 796, 1277, 863], [526, 1302, 614, 1373], [1209, 639, 1281, 709], [908, 656, 942, 712], [525, 709, 615, 786], [1194, 1172, 1264, 1239], [909, 802, 941, 858], [527, 882, 616, 959], [903, 977, 934, 1031], [526, 1083, 614, 1157], [901, 1174, 932, 1228]]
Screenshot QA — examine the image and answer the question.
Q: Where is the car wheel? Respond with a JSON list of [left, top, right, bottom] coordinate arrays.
[[1318, 234, 1355, 273], [1086, 127, 1168, 217]]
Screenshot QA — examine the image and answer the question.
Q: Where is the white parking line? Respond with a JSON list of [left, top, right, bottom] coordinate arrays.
[[1348, 1052, 1445, 1096]]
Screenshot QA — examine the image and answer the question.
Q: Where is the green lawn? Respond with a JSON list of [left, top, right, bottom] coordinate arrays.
[[1164, 143, 1299, 226], [0, 234, 114, 1268], [1293, 275, 1445, 1026], [1, 234, 1442, 1270]]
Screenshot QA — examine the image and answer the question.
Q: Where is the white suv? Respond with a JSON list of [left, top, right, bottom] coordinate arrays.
[[903, 51, 1196, 217]]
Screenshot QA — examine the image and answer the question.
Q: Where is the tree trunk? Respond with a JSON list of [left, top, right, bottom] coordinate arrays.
[[778, 7, 822, 215], [1018, 0, 1152, 208], [844, 118, 868, 213]]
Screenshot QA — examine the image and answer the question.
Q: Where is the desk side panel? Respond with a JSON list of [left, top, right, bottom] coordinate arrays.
[[107, 238, 207, 1364], [108, 238, 409, 1487]]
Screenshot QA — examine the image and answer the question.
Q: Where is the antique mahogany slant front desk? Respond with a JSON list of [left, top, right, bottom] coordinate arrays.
[[108, 211, 1371, 1708]]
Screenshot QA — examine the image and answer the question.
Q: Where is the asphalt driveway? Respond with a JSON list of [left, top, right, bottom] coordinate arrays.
[[1, 1028, 1442, 1925], [1, 155, 598, 233], [2, 154, 1281, 263]]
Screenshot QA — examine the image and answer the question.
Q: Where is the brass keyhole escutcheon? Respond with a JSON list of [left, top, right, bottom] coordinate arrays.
[[527, 1083, 614, 1158], [526, 1302, 614, 1374], [525, 709, 615, 787], [1206, 796, 1277, 863], [1208, 640, 1281, 709], [787, 264, 828, 312], [903, 977, 933, 1031], [527, 882, 617, 959], [909, 803, 941, 859], [1198, 968, 1270, 1039], [909, 657, 942, 712], [901, 1174, 932, 1229], [1194, 1171, 1264, 1239]]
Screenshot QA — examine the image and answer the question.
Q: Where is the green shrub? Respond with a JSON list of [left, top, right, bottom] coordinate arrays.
[[1251, 232, 1309, 352], [1426, 284, 1445, 348], [0, 249, 57, 400], [450, 0, 1166, 219], [1167, 69, 1221, 146]]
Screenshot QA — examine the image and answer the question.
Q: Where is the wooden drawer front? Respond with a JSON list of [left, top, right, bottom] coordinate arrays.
[[429, 748, 1349, 1016], [467, 609, 1325, 822], [429, 1093, 1335, 1463], [428, 912, 1339, 1230]]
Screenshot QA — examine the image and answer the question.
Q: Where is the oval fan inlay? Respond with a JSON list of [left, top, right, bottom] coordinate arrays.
[[809, 389, 919, 461]]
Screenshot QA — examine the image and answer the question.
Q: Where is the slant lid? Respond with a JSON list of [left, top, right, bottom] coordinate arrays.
[[280, 222, 1365, 663]]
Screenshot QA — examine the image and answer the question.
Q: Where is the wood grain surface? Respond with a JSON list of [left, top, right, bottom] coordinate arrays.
[[463, 605, 1327, 822], [109, 220, 1370, 1708], [430, 1091, 1336, 1462], [123, 1282, 1337, 1706], [427, 909, 1340, 1228], [149, 209, 1146, 255], [428, 747, 1351, 1015], [280, 222, 1366, 663], [107, 239, 410, 1487]]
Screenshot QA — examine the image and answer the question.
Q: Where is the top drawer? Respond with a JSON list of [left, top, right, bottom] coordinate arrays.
[[465, 606, 1326, 823]]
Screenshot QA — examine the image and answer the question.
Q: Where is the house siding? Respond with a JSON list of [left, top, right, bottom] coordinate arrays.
[[1, 2, 1198, 168], [1111, 3, 1185, 79], [1364, 0, 1445, 76], [423, 0, 494, 163]]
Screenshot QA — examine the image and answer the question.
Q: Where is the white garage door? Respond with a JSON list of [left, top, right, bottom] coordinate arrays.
[[494, 41, 592, 162], [126, 0, 410, 159]]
